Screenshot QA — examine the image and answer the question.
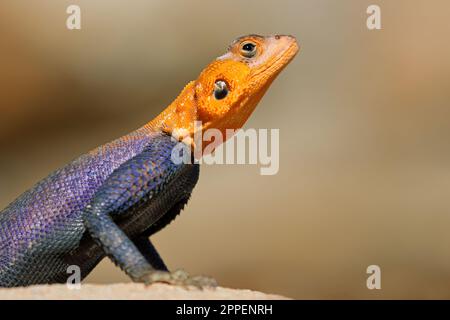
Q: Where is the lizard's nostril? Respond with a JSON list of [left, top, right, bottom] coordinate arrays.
[[274, 34, 296, 41]]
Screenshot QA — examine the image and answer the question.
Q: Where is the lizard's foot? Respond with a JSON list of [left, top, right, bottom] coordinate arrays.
[[141, 269, 217, 289]]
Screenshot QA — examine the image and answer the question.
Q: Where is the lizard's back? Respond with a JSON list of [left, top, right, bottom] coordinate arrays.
[[0, 128, 154, 286]]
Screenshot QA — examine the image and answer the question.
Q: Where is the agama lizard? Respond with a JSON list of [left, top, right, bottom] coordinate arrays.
[[0, 34, 299, 287]]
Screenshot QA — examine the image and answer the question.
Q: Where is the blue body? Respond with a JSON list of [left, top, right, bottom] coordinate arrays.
[[0, 127, 159, 285]]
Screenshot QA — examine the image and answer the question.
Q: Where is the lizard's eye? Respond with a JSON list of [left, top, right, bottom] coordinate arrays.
[[240, 41, 257, 58], [213, 80, 229, 100]]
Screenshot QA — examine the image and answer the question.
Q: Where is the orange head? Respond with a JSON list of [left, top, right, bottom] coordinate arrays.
[[195, 34, 299, 134], [149, 34, 299, 143]]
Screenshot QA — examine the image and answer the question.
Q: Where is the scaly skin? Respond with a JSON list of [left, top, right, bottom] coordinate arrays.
[[0, 35, 299, 287]]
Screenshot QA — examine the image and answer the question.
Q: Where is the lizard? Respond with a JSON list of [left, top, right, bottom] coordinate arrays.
[[0, 34, 299, 287]]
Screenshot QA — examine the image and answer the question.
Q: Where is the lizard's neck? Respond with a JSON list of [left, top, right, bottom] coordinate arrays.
[[144, 81, 198, 137]]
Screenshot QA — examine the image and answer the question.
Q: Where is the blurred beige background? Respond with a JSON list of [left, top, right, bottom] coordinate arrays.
[[1, 0, 450, 299]]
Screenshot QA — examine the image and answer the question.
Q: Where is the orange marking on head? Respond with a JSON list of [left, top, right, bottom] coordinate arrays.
[[146, 34, 299, 150]]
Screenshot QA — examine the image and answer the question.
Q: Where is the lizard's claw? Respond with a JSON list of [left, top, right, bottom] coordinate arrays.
[[141, 269, 217, 289]]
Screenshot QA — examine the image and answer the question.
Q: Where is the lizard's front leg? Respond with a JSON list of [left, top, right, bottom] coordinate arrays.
[[82, 135, 216, 288], [133, 235, 216, 287], [83, 208, 216, 288], [133, 236, 168, 272]]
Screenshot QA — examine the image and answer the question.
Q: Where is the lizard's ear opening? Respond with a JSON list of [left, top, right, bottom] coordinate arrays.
[[194, 59, 250, 125], [213, 80, 229, 100]]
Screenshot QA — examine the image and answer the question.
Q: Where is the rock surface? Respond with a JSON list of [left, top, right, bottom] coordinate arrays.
[[0, 283, 289, 300]]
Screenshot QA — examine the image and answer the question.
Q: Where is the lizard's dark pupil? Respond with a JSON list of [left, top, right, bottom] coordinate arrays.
[[214, 80, 228, 100], [240, 42, 257, 58], [243, 43, 255, 52]]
